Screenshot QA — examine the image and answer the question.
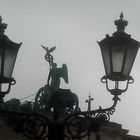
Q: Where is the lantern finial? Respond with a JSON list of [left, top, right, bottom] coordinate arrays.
[[0, 16, 7, 35], [114, 12, 128, 32], [120, 12, 123, 19]]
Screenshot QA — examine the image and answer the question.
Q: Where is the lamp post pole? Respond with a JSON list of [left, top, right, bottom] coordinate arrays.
[[0, 85, 4, 106]]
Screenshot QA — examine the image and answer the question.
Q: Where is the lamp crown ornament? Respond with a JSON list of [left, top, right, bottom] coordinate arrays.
[[0, 16, 7, 35], [114, 12, 128, 32]]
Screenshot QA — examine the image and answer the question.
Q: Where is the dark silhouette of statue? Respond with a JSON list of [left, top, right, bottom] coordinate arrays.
[[41, 45, 68, 91], [34, 45, 79, 113], [47, 63, 68, 91]]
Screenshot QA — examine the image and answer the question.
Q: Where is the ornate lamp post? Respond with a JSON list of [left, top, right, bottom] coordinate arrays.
[[63, 13, 140, 139], [0, 17, 21, 103], [98, 13, 139, 96]]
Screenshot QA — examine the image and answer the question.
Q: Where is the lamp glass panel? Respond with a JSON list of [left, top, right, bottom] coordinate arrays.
[[4, 44, 19, 78], [111, 45, 125, 73], [100, 44, 111, 76], [123, 44, 139, 76]]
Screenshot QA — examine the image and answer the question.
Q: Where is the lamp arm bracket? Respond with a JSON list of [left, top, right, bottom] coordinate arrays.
[[63, 95, 120, 139], [78, 95, 120, 121]]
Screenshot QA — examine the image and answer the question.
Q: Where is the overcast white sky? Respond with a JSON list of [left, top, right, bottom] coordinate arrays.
[[0, 0, 140, 136]]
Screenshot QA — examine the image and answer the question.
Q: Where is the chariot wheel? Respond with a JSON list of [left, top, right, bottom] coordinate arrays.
[[34, 87, 48, 110]]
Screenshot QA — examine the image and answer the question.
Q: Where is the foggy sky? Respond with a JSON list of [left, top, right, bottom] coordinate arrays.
[[0, 0, 140, 136]]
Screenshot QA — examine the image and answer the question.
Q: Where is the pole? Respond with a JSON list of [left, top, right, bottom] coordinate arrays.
[[47, 112, 65, 140], [48, 122, 65, 140], [0, 84, 4, 108]]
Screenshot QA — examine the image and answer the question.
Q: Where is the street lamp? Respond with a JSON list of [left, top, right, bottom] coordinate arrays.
[[0, 16, 21, 100], [63, 13, 140, 139], [98, 13, 140, 95]]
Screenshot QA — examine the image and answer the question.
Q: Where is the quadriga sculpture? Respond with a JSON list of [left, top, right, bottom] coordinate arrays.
[[34, 85, 79, 113], [34, 46, 80, 113]]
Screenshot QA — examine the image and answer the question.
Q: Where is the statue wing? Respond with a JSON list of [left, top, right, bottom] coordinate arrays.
[[60, 64, 69, 84], [41, 45, 56, 53], [49, 46, 56, 52], [41, 44, 48, 51]]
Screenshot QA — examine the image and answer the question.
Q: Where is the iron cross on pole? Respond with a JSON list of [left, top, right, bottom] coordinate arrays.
[[85, 92, 93, 111]]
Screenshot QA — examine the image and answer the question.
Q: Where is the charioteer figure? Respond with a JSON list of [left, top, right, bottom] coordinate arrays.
[[47, 62, 68, 91], [42, 45, 68, 91]]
